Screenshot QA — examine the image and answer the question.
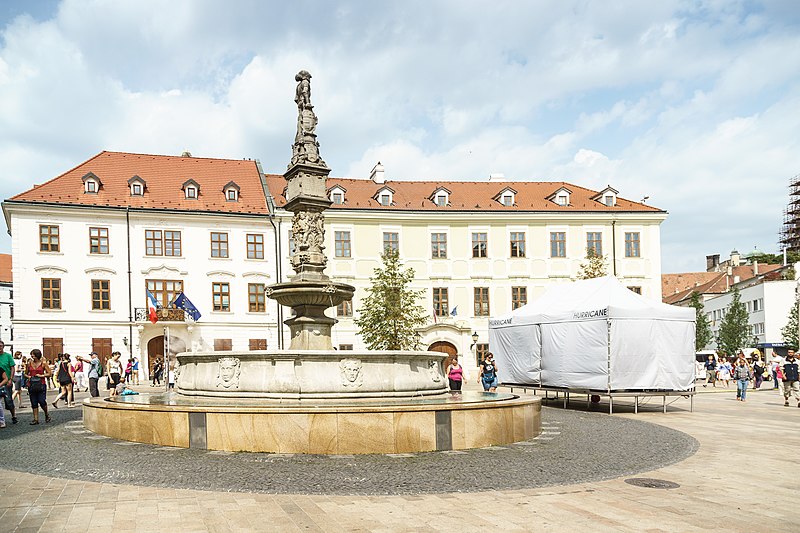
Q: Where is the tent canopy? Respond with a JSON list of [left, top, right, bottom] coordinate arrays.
[[488, 276, 695, 391]]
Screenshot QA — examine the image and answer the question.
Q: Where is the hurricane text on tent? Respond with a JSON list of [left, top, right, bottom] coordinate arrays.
[[572, 307, 609, 320]]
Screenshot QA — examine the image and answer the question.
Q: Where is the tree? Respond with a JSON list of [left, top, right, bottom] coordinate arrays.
[[354, 249, 428, 350], [577, 248, 608, 279], [781, 290, 799, 350], [689, 291, 713, 351], [716, 288, 750, 356]]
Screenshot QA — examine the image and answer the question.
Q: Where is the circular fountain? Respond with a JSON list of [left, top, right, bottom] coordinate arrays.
[[83, 70, 540, 454]]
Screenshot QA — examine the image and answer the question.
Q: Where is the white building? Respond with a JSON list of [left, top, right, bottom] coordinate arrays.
[[2, 151, 279, 373], [703, 272, 796, 359], [0, 254, 12, 351], [4, 151, 669, 371], [265, 167, 668, 364]]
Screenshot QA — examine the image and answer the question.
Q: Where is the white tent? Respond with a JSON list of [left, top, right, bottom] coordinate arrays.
[[488, 276, 696, 391]]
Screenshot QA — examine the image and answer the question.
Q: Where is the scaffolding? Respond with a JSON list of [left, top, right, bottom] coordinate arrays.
[[780, 173, 800, 252]]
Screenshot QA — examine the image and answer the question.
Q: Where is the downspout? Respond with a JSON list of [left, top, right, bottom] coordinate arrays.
[[126, 207, 134, 360], [611, 219, 617, 276]]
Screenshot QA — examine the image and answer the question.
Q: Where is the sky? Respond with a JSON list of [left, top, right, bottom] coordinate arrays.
[[0, 0, 798, 273]]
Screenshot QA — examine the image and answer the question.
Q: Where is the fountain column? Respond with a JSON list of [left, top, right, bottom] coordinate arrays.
[[266, 70, 355, 350]]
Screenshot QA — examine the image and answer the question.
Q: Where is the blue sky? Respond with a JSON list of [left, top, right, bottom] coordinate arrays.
[[1, 0, 799, 273]]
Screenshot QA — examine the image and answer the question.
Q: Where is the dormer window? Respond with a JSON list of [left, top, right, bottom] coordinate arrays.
[[493, 187, 517, 207], [373, 186, 394, 206], [81, 172, 102, 194], [329, 185, 347, 205], [548, 187, 572, 206], [430, 187, 451, 207], [128, 175, 146, 196], [592, 186, 619, 207], [222, 181, 240, 202], [182, 179, 200, 200]]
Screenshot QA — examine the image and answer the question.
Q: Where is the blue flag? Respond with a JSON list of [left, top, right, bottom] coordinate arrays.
[[450, 305, 458, 317], [173, 292, 201, 321]]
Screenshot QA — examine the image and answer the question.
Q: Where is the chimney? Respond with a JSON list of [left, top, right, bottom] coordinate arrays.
[[706, 254, 720, 272], [730, 250, 741, 267], [488, 173, 506, 182], [370, 162, 385, 184]]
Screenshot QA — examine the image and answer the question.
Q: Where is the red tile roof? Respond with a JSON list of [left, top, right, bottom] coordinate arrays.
[[264, 176, 663, 212], [0, 254, 11, 284], [9, 151, 267, 215]]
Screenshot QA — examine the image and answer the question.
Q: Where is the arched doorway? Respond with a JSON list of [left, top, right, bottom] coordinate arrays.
[[428, 341, 458, 368]]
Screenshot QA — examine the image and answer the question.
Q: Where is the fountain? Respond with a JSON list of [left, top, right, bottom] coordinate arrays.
[[83, 71, 541, 453]]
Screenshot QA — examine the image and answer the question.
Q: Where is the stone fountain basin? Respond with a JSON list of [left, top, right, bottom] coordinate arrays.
[[176, 350, 449, 399]]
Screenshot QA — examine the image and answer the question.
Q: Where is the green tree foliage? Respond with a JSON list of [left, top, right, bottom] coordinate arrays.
[[354, 249, 428, 350], [689, 291, 713, 351], [716, 288, 750, 355], [577, 248, 608, 280], [781, 291, 799, 350]]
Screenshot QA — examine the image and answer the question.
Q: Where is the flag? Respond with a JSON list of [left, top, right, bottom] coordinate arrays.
[[146, 290, 160, 324], [432, 307, 438, 324], [173, 292, 201, 321], [450, 306, 458, 317]]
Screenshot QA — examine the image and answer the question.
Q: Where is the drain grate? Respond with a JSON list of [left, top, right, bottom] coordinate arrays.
[[624, 478, 680, 489]]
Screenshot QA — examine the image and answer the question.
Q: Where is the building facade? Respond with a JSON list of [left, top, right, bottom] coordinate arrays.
[[4, 151, 669, 372]]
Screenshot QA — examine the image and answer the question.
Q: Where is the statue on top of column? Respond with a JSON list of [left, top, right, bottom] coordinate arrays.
[[291, 70, 326, 168]]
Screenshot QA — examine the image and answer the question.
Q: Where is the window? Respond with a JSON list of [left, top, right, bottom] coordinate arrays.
[[435, 194, 448, 207], [186, 186, 197, 199], [586, 232, 602, 256], [91, 279, 111, 310], [249, 339, 267, 350], [431, 233, 447, 258], [212, 282, 230, 312], [39, 225, 60, 252], [146, 279, 183, 307], [512, 286, 527, 310], [550, 232, 566, 258], [625, 232, 641, 257], [214, 339, 232, 351], [433, 287, 449, 317], [379, 193, 391, 206], [337, 299, 353, 317], [383, 232, 399, 253], [247, 234, 264, 259], [211, 232, 229, 258], [248, 283, 266, 312], [474, 287, 490, 316], [475, 343, 489, 365], [628, 286, 642, 295], [510, 232, 526, 258], [472, 232, 487, 258], [41, 278, 61, 309], [335, 231, 351, 257], [90, 227, 109, 254], [339, 344, 354, 351], [132, 183, 143, 196], [164, 231, 181, 256], [332, 192, 344, 205], [145, 230, 163, 256]]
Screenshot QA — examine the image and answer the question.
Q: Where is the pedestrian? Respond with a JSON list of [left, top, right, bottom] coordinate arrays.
[[446, 357, 465, 393], [71, 355, 87, 392], [752, 356, 765, 389], [733, 358, 752, 401], [717, 357, 732, 388], [704, 355, 717, 387], [132, 357, 140, 385], [82, 352, 102, 398], [52, 353, 75, 408], [479, 352, 499, 393], [0, 341, 17, 425], [107, 352, 123, 397], [782, 350, 799, 408], [11, 352, 25, 409], [24, 349, 52, 425]]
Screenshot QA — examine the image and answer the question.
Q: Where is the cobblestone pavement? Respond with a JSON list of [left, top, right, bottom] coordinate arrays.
[[0, 386, 796, 532], [0, 394, 697, 495]]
